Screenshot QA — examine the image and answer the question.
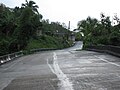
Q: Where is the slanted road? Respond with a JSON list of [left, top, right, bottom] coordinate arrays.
[[0, 41, 120, 90]]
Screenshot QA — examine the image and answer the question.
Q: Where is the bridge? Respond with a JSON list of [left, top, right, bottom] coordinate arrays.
[[0, 41, 120, 90]]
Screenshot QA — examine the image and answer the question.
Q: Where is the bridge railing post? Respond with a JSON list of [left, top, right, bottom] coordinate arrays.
[[0, 51, 24, 65]]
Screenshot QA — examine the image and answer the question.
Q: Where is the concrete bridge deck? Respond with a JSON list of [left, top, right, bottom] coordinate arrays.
[[0, 41, 120, 90]]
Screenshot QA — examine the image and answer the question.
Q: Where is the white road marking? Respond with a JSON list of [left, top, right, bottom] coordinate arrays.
[[94, 55, 120, 67], [47, 52, 74, 90]]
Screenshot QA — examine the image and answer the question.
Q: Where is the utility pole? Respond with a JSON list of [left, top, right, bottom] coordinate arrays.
[[67, 21, 70, 40], [68, 21, 70, 30]]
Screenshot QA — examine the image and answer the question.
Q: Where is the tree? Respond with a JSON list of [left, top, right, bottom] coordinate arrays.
[[22, 0, 39, 14], [77, 16, 99, 47], [77, 13, 120, 47], [0, 4, 16, 54], [0, 4, 15, 37], [100, 13, 111, 34]]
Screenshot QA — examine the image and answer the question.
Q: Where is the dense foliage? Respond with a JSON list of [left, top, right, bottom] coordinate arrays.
[[77, 13, 120, 48], [42, 19, 70, 36], [26, 35, 71, 50], [0, 1, 71, 56]]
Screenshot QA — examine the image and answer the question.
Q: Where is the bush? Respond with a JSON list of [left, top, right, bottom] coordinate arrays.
[[25, 35, 73, 51]]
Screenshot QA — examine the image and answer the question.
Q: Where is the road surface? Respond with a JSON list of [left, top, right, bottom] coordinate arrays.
[[0, 41, 120, 90]]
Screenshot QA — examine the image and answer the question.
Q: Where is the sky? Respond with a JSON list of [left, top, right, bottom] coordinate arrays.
[[1, 0, 120, 30]]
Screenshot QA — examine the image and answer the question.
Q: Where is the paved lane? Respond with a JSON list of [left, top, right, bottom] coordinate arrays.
[[55, 42, 120, 90], [0, 41, 120, 90], [0, 52, 59, 90]]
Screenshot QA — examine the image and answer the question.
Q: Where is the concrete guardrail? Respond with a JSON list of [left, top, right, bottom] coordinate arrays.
[[0, 45, 75, 65], [30, 48, 58, 53], [0, 51, 23, 65], [0, 48, 57, 65], [86, 45, 120, 57]]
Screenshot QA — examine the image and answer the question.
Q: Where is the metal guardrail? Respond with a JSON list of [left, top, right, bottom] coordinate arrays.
[[0, 51, 23, 65], [86, 45, 120, 57]]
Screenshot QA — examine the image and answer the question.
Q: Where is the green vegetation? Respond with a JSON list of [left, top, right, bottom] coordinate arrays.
[[77, 13, 120, 48], [25, 35, 71, 50], [0, 1, 73, 56], [75, 32, 83, 41]]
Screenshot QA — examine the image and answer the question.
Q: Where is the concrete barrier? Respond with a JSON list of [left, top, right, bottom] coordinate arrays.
[[30, 48, 58, 53], [0, 51, 23, 65], [86, 45, 120, 57], [0, 48, 59, 65], [0, 46, 74, 65]]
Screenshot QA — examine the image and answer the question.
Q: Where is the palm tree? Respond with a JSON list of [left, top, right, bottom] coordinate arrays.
[[78, 17, 98, 37], [77, 17, 99, 47], [22, 0, 39, 14]]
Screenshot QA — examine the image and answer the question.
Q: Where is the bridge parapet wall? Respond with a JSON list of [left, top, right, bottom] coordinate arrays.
[[0, 51, 23, 65], [86, 45, 120, 57]]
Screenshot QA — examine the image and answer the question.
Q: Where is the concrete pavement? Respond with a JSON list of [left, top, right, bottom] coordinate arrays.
[[0, 41, 120, 90], [0, 52, 59, 90]]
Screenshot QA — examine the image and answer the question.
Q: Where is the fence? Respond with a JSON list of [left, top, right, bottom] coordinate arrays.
[[86, 45, 120, 57], [0, 51, 23, 65]]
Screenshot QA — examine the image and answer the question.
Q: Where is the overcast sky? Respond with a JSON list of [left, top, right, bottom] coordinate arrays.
[[1, 0, 120, 30]]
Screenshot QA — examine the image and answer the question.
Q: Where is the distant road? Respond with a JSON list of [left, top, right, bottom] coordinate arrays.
[[0, 41, 120, 90]]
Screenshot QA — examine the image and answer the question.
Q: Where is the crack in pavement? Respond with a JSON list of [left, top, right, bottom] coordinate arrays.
[[47, 52, 74, 90]]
